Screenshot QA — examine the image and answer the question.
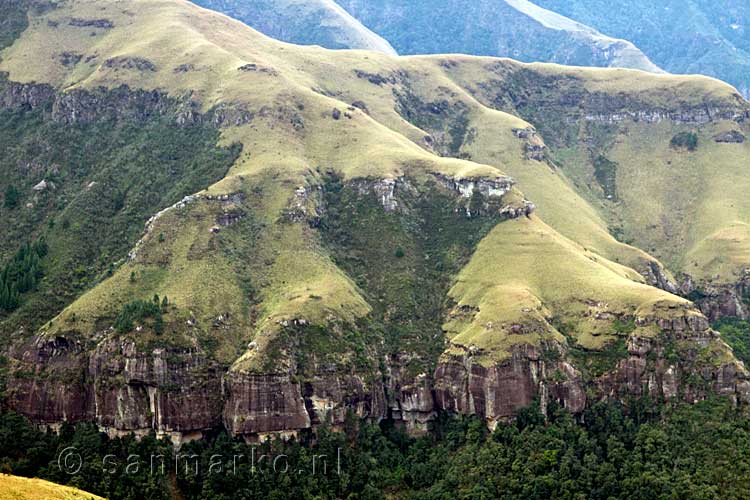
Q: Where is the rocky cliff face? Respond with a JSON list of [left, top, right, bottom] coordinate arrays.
[[598, 313, 750, 405], [223, 368, 388, 439], [0, 74, 261, 128], [10, 304, 745, 442], [681, 274, 750, 322], [7, 336, 224, 443], [472, 64, 749, 147], [433, 342, 586, 428]]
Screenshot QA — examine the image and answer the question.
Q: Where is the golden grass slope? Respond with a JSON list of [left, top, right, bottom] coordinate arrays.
[[2, 0, 514, 371], [607, 122, 750, 283], [0, 474, 104, 500], [435, 55, 750, 285], [444, 215, 695, 365]]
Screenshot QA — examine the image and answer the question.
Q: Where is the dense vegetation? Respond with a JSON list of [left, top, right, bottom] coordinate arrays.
[[715, 318, 750, 365], [0, 239, 46, 312], [113, 296, 168, 335], [0, 83, 240, 336], [593, 155, 619, 200], [320, 173, 498, 372], [670, 132, 699, 151], [0, 0, 29, 52], [2, 399, 750, 499]]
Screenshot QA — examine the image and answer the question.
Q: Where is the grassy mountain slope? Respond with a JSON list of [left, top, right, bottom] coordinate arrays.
[[0, 0, 518, 372], [0, 474, 105, 500], [337, 0, 661, 72], [0, 89, 241, 335], [445, 215, 690, 365], [435, 57, 750, 287], [0, 0, 747, 434]]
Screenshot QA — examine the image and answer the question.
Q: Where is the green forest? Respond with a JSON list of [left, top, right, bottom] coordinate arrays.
[[0, 239, 46, 312]]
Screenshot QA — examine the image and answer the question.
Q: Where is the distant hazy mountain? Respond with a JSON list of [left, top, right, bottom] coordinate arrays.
[[337, 0, 662, 72], [191, 0, 397, 54], [534, 0, 750, 96]]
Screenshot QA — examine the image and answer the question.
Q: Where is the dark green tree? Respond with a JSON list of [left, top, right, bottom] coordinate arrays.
[[3, 184, 19, 209]]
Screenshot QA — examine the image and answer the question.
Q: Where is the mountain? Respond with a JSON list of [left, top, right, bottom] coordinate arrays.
[[533, 0, 750, 97], [192, 0, 750, 97], [190, 0, 397, 54], [335, 0, 662, 72], [0, 0, 749, 446]]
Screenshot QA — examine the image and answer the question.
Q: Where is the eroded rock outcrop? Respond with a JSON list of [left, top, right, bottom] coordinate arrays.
[[0, 75, 255, 128], [433, 173, 514, 199], [714, 130, 746, 143], [680, 273, 750, 321], [512, 127, 546, 161], [7, 336, 223, 444], [595, 308, 750, 405], [434, 343, 585, 427]]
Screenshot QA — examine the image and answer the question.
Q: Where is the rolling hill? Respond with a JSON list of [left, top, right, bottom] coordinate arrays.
[[194, 0, 750, 99], [0, 0, 748, 443], [0, 474, 104, 500]]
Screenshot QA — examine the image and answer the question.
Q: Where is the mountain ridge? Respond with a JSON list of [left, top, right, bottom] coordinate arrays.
[[191, 0, 397, 54]]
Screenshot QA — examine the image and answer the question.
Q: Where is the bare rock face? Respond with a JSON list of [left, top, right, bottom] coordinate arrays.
[[385, 354, 437, 434], [223, 372, 310, 436], [0, 76, 55, 110], [433, 173, 514, 199], [642, 261, 681, 295], [6, 335, 223, 442], [713, 130, 746, 143], [433, 343, 586, 427], [7, 307, 748, 441], [512, 127, 546, 161], [681, 273, 750, 321], [223, 369, 388, 439], [351, 177, 413, 212], [88, 341, 223, 434], [6, 336, 91, 424]]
